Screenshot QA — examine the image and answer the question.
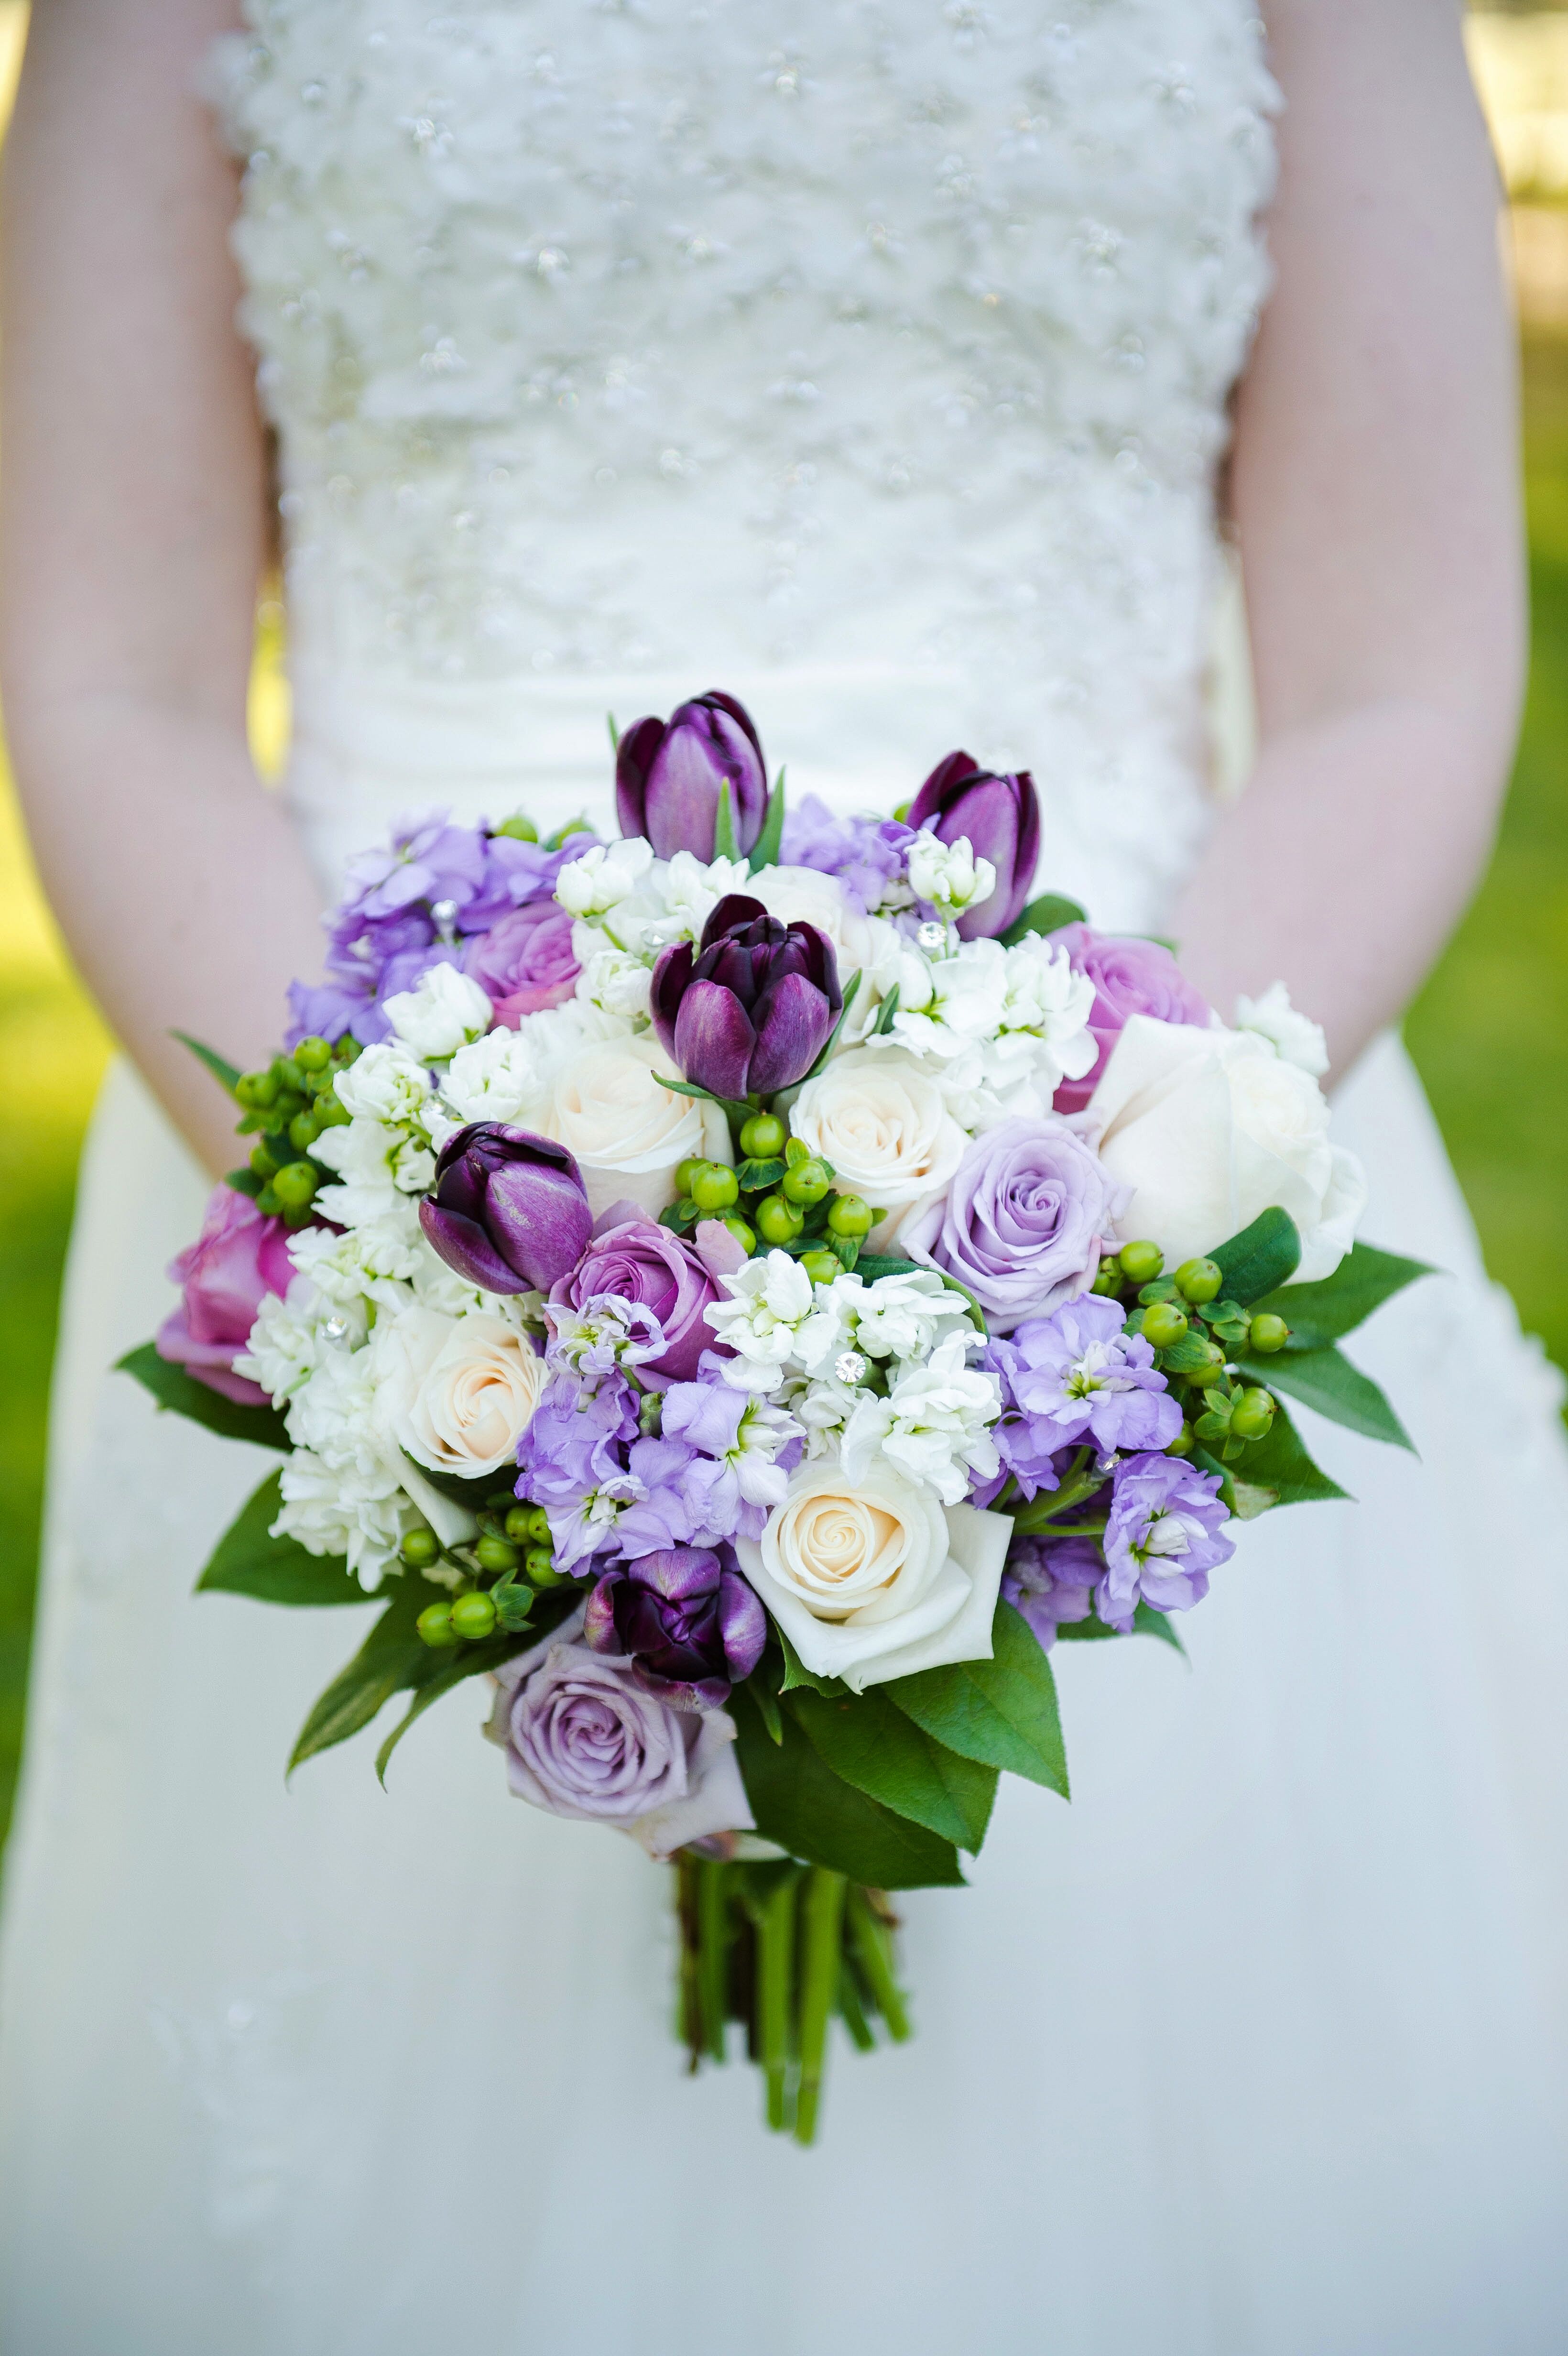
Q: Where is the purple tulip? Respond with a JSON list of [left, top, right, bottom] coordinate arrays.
[[419, 1123, 593, 1295], [584, 1544, 766, 1708], [650, 893, 840, 1099], [615, 692, 769, 861], [906, 750, 1041, 939]]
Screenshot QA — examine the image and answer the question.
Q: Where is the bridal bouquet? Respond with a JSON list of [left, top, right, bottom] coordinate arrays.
[[129, 692, 1426, 2140]]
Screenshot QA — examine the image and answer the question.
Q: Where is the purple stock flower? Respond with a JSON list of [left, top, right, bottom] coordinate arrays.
[[779, 795, 916, 916], [1002, 1535, 1103, 1651], [986, 1297, 1183, 1469], [1100, 1452, 1234, 1629], [420, 1124, 593, 1295], [584, 1544, 766, 1707], [906, 751, 1041, 940], [1051, 925, 1213, 1114], [549, 1216, 739, 1389], [517, 1371, 644, 1567], [463, 900, 579, 1026], [615, 692, 768, 860], [903, 1115, 1125, 1335], [650, 894, 840, 1099]]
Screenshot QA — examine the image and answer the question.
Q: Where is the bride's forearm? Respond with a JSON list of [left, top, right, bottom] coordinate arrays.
[[1172, 694, 1512, 1080], [11, 694, 324, 1176]]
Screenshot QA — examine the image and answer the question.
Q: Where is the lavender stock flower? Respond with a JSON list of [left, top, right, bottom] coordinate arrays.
[[1100, 1452, 1234, 1630], [906, 751, 1041, 939], [779, 795, 916, 916], [420, 1125, 593, 1295], [584, 1545, 766, 1707], [1002, 1534, 1102, 1650], [650, 894, 840, 1099], [615, 692, 768, 860], [986, 1297, 1183, 1467]]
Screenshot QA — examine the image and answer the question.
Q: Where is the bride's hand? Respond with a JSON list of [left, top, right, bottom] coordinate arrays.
[[1175, 0, 1524, 1083]]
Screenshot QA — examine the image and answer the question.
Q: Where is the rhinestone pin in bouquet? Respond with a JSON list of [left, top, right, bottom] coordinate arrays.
[[130, 693, 1428, 2142]]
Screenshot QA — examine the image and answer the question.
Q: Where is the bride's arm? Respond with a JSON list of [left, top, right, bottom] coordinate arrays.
[[1174, 0, 1524, 1078], [0, 0, 325, 1175]]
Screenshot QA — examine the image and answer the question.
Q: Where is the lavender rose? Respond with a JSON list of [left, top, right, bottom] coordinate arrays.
[[463, 900, 579, 1027], [902, 1116, 1126, 1335], [584, 1545, 766, 1707], [1051, 924, 1212, 1114], [985, 1296, 1182, 1477], [156, 1183, 296, 1406], [1100, 1452, 1234, 1629], [490, 1636, 753, 1857], [548, 1214, 744, 1388], [1002, 1534, 1102, 1650]]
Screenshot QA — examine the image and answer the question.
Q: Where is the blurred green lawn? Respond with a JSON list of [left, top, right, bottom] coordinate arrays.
[[2, 353, 1567, 1850]]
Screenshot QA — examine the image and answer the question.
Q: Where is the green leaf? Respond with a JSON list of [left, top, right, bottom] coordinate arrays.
[[748, 767, 786, 873], [657, 1075, 754, 1125], [998, 893, 1087, 947], [799, 968, 862, 1083], [1209, 1207, 1302, 1304], [1219, 1399, 1351, 1515], [713, 779, 740, 861], [1157, 1329, 1225, 1374], [374, 1653, 503, 1787], [197, 1470, 367, 1605], [736, 1156, 787, 1191], [606, 709, 620, 753], [173, 1029, 241, 1096], [1190, 1442, 1240, 1514], [871, 982, 901, 1037], [731, 1686, 965, 1888], [850, 1254, 925, 1284], [116, 1341, 291, 1452], [1238, 1345, 1414, 1452], [775, 1626, 847, 1697], [787, 1688, 999, 1853], [1054, 1601, 1186, 1654], [225, 1166, 265, 1199], [884, 1601, 1070, 1799], [1250, 1241, 1435, 1349], [289, 1575, 540, 1775], [749, 1672, 784, 1745]]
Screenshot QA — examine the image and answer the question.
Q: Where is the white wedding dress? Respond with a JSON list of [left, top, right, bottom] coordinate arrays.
[[4, 5, 1568, 2349]]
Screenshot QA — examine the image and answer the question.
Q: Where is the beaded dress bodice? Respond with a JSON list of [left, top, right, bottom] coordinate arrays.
[[217, 0, 1277, 924]]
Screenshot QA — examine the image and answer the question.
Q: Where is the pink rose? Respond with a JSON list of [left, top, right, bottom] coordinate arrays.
[[1051, 924, 1212, 1114], [155, 1184, 295, 1406], [464, 901, 579, 1028]]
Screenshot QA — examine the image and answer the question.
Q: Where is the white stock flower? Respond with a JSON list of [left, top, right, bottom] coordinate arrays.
[[839, 1335, 1001, 1505], [1090, 1015, 1367, 1283], [532, 1031, 731, 1222], [790, 1047, 968, 1249], [735, 1458, 1012, 1693], [706, 1251, 846, 1390], [289, 1216, 424, 1306], [573, 941, 655, 1021], [273, 1446, 406, 1591], [885, 937, 1008, 1062], [905, 829, 996, 919], [311, 1117, 432, 1226], [372, 1303, 545, 1479], [833, 1265, 977, 1363], [333, 1041, 435, 1125], [438, 1000, 627, 1126], [1235, 981, 1331, 1078], [748, 863, 903, 1043], [383, 962, 493, 1061], [285, 1337, 401, 1481], [1000, 936, 1099, 1080], [234, 1282, 330, 1404], [555, 836, 653, 920], [726, 1396, 806, 1510]]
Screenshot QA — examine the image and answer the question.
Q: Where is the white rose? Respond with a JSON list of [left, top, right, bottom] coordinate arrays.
[[748, 863, 903, 1043], [383, 963, 493, 1061], [374, 1304, 545, 1479], [790, 1047, 968, 1249], [1089, 1015, 1367, 1284], [1235, 981, 1331, 1078], [534, 1033, 731, 1222], [735, 1458, 1012, 1694]]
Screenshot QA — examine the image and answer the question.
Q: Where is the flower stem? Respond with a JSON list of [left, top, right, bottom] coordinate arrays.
[[697, 1859, 731, 2063], [756, 1869, 800, 2132], [847, 1889, 910, 2041], [795, 1867, 847, 2146]]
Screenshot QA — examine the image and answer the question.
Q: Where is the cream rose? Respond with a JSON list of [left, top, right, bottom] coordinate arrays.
[[534, 1034, 731, 1222], [789, 1047, 968, 1249], [748, 863, 903, 1043], [1089, 1015, 1367, 1283], [375, 1304, 545, 1480], [735, 1456, 1011, 1694]]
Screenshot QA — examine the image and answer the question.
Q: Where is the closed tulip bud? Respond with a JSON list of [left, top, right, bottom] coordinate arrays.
[[419, 1123, 593, 1295], [614, 691, 769, 860], [906, 750, 1041, 939], [650, 893, 840, 1099]]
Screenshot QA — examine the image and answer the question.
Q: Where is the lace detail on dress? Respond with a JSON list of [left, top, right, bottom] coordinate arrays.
[[214, 0, 1276, 923]]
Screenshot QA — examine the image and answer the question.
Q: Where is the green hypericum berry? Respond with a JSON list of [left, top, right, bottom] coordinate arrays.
[[722, 1216, 756, 1256], [415, 1601, 457, 1648], [1248, 1312, 1289, 1354], [272, 1161, 319, 1211], [690, 1163, 740, 1212], [494, 813, 539, 842], [503, 1505, 534, 1543], [1173, 1257, 1223, 1305], [1117, 1241, 1164, 1287], [675, 1156, 708, 1199], [739, 1111, 786, 1160], [782, 1157, 831, 1206], [250, 1139, 282, 1180], [1230, 1387, 1276, 1441], [450, 1590, 498, 1641], [1141, 1301, 1190, 1351], [526, 1547, 567, 1587], [825, 1193, 873, 1239], [1090, 1264, 1122, 1297], [334, 1036, 362, 1065], [755, 1193, 804, 1244], [294, 1035, 332, 1073], [474, 1535, 519, 1574], [273, 1055, 305, 1092], [400, 1527, 440, 1570], [799, 1248, 841, 1287], [525, 1505, 552, 1547], [237, 1069, 279, 1110], [314, 1095, 351, 1129], [1166, 1423, 1196, 1457], [288, 1108, 323, 1152]]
